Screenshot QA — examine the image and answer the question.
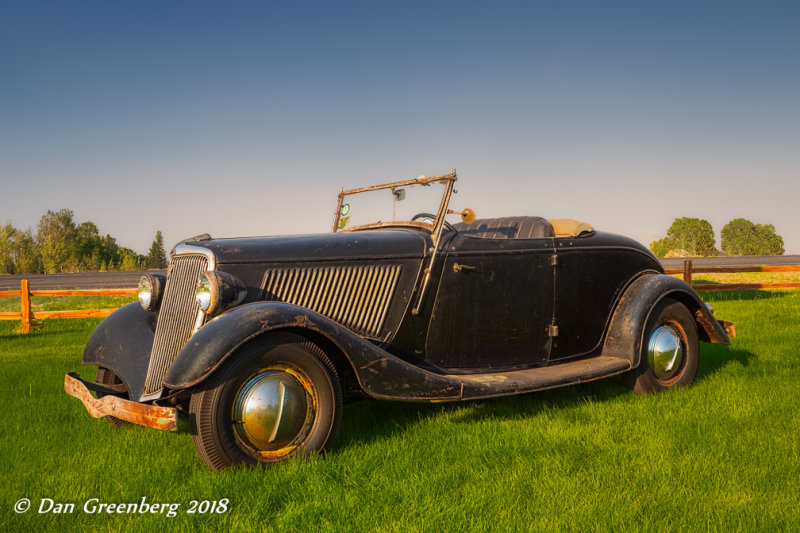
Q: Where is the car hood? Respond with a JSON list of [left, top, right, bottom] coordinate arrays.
[[181, 228, 431, 265]]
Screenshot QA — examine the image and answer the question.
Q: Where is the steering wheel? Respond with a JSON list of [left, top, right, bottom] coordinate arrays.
[[411, 213, 457, 232]]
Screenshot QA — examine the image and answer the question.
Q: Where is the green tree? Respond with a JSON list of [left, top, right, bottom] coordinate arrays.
[[37, 209, 78, 273], [3, 210, 151, 274], [75, 221, 103, 271], [146, 230, 167, 269], [662, 217, 717, 257], [649, 237, 676, 258], [1, 224, 42, 274], [0, 225, 14, 274], [100, 234, 122, 269], [121, 252, 142, 271], [721, 218, 784, 256]]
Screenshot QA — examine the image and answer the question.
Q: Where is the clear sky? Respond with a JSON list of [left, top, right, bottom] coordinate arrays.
[[2, 1, 799, 255]]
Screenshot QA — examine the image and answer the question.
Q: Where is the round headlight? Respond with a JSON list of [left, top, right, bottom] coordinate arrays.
[[196, 271, 247, 316], [138, 274, 166, 311], [138, 276, 152, 309], [196, 274, 214, 312]]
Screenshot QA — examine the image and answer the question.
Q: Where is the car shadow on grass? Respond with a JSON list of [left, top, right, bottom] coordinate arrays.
[[336, 344, 756, 452], [335, 379, 633, 450], [696, 287, 790, 302], [698, 343, 755, 378]]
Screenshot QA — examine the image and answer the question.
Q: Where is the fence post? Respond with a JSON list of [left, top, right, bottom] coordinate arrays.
[[20, 279, 32, 334], [683, 260, 693, 285]]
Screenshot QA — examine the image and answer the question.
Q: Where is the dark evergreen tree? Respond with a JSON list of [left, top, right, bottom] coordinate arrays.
[[146, 231, 168, 269]]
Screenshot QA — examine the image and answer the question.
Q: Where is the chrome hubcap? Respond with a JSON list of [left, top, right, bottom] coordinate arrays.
[[232, 368, 313, 452], [648, 324, 684, 380]]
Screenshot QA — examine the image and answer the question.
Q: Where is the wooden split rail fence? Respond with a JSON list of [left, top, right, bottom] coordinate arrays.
[[664, 260, 800, 291], [1, 261, 799, 333], [0, 279, 136, 333]]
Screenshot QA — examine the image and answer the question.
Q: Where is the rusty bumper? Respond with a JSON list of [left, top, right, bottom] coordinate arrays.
[[721, 321, 737, 338], [64, 373, 178, 431]]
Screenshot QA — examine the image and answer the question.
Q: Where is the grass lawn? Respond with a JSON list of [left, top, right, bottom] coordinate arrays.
[[2, 290, 799, 531]]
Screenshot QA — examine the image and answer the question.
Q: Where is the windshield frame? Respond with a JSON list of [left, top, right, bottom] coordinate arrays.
[[332, 171, 457, 234]]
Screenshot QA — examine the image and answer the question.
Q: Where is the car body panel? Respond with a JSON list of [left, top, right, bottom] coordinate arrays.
[[426, 234, 555, 371], [82, 302, 156, 399], [191, 229, 431, 264], [550, 232, 664, 360]]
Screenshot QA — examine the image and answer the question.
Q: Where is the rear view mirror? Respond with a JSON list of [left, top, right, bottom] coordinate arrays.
[[461, 208, 476, 224]]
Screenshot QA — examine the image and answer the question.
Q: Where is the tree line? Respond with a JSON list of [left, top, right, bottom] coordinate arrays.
[[1, 209, 167, 274], [650, 217, 784, 258]]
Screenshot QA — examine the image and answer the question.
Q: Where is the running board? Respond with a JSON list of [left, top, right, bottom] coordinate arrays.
[[442, 356, 632, 401]]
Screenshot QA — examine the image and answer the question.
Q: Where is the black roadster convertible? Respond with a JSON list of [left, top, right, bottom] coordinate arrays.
[[65, 171, 733, 470]]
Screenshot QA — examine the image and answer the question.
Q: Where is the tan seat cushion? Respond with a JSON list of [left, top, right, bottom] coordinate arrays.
[[548, 219, 594, 238]]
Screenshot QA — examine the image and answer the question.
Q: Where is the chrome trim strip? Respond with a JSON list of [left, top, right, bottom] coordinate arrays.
[[174, 244, 217, 333], [174, 243, 217, 270]]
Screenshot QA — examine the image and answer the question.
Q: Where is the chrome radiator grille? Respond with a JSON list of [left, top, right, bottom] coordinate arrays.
[[141, 254, 208, 398], [261, 264, 401, 338]]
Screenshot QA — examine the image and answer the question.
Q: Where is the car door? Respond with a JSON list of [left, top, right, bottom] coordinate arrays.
[[424, 234, 555, 371]]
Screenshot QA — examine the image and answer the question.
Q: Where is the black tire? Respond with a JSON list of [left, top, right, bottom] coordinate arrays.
[[95, 367, 130, 428], [628, 298, 699, 396], [189, 333, 343, 471]]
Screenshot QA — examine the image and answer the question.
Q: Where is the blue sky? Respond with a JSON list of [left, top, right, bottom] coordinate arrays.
[[2, 1, 799, 254]]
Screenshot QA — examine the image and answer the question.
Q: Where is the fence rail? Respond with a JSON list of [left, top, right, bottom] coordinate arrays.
[[0, 279, 136, 333], [664, 260, 800, 291]]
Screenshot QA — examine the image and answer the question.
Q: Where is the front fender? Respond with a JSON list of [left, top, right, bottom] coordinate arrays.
[[601, 274, 729, 368], [163, 302, 464, 401], [82, 302, 157, 397]]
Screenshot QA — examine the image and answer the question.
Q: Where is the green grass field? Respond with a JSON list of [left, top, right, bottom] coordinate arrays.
[[2, 290, 799, 532]]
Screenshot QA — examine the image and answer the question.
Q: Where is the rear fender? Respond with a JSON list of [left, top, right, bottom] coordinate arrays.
[[601, 274, 729, 368], [163, 302, 463, 400], [82, 302, 157, 396]]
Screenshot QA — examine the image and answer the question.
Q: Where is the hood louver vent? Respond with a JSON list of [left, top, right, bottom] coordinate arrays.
[[261, 264, 401, 338]]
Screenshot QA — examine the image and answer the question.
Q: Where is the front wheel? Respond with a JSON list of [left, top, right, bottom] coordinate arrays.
[[189, 333, 343, 471], [628, 298, 699, 395]]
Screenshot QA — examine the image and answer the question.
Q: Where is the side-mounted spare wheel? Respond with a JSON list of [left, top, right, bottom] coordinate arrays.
[[189, 332, 343, 471], [628, 298, 700, 395]]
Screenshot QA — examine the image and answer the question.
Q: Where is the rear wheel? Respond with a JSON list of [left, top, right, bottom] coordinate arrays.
[[628, 298, 699, 395], [189, 333, 343, 471], [95, 367, 130, 427]]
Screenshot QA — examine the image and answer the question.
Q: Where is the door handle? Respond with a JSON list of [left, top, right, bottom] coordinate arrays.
[[453, 262, 476, 273]]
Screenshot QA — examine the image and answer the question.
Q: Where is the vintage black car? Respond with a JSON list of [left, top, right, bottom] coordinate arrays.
[[65, 171, 734, 470]]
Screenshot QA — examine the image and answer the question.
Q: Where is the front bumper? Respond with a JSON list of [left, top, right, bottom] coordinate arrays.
[[721, 321, 736, 338], [64, 373, 178, 431]]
